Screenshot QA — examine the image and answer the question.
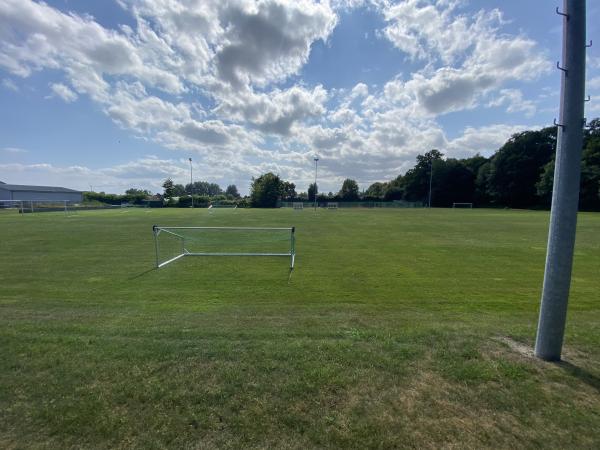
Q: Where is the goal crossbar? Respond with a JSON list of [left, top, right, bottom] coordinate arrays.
[[153, 225, 296, 269]]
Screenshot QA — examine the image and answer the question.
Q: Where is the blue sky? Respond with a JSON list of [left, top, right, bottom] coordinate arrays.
[[0, 0, 599, 195]]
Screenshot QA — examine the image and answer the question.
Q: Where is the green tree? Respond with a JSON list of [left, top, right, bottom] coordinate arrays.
[[428, 159, 476, 207], [186, 181, 222, 196], [383, 176, 403, 201], [162, 178, 175, 199], [281, 181, 297, 201], [402, 149, 444, 203], [124, 188, 152, 205], [487, 127, 556, 208], [338, 179, 360, 201], [250, 172, 283, 207], [125, 188, 152, 196], [225, 184, 240, 198], [536, 118, 600, 210], [475, 162, 493, 205], [172, 184, 186, 196], [364, 182, 386, 200]]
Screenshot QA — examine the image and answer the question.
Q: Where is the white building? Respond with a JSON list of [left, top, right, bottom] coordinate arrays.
[[0, 182, 83, 203]]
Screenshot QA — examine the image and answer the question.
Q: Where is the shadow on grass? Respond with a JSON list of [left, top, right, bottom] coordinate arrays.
[[127, 267, 157, 280], [556, 360, 600, 393]]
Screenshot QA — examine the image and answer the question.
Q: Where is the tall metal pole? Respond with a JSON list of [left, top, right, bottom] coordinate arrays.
[[189, 157, 194, 208], [313, 156, 319, 211], [535, 0, 587, 361], [428, 160, 433, 208]]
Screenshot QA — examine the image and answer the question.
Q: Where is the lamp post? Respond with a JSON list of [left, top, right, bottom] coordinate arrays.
[[189, 158, 193, 208], [313, 156, 319, 211], [428, 159, 433, 208], [535, 0, 587, 361]]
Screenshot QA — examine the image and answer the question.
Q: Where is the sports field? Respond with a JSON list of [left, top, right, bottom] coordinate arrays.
[[1, 207, 599, 448]]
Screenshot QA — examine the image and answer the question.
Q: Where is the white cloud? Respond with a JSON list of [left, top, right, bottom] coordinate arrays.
[[487, 89, 536, 117], [378, 0, 548, 116], [1, 78, 18, 91], [446, 123, 533, 158], [0, 0, 564, 193], [47, 83, 78, 102]]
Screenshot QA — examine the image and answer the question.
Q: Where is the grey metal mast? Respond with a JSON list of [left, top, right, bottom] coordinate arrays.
[[428, 160, 433, 208], [313, 156, 319, 211], [535, 0, 587, 361], [189, 157, 194, 208]]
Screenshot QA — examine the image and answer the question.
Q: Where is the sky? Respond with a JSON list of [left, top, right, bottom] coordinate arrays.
[[0, 0, 599, 195]]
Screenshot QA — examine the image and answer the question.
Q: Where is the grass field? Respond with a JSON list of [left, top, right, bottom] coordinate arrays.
[[1, 207, 599, 449]]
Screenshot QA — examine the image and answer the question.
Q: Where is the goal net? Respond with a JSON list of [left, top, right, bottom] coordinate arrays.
[[0, 200, 75, 214], [293, 202, 304, 210], [327, 202, 338, 209], [452, 202, 473, 208], [153, 226, 296, 269], [208, 204, 238, 212], [0, 200, 25, 214]]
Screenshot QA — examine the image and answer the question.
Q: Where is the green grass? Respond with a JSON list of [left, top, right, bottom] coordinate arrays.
[[1, 207, 599, 449]]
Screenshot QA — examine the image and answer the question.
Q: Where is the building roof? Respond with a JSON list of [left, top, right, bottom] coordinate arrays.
[[0, 184, 81, 193]]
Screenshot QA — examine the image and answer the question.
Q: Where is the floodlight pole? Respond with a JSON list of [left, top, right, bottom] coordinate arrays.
[[313, 156, 319, 211], [428, 160, 433, 208], [189, 157, 194, 208], [535, 0, 587, 361]]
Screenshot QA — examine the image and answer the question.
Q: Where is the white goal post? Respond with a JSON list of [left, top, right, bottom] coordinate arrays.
[[0, 200, 25, 214], [327, 202, 338, 209], [452, 202, 473, 208], [152, 226, 296, 269], [293, 202, 304, 210], [0, 199, 74, 214]]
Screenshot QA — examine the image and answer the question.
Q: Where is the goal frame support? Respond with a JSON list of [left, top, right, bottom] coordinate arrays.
[[152, 226, 296, 269]]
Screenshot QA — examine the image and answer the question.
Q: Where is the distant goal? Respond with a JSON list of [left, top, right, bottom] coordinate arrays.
[[293, 202, 304, 210], [452, 202, 473, 208], [152, 226, 296, 269], [327, 202, 338, 210]]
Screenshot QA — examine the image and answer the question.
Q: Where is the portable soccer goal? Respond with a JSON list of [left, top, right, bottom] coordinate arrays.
[[208, 204, 238, 211], [152, 226, 296, 269], [327, 202, 338, 210], [0, 200, 75, 215], [293, 202, 304, 210], [0, 200, 25, 214], [452, 202, 473, 208]]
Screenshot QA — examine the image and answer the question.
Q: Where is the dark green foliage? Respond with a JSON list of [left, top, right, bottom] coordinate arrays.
[[338, 178, 360, 201], [487, 127, 556, 208], [225, 184, 240, 198], [172, 184, 186, 196], [535, 119, 600, 211], [185, 181, 222, 196], [281, 181, 297, 201], [429, 159, 476, 207], [401, 150, 444, 203], [250, 172, 284, 207], [162, 178, 175, 199], [84, 190, 152, 205], [364, 182, 386, 200], [475, 162, 493, 206], [176, 195, 211, 208], [383, 176, 404, 201]]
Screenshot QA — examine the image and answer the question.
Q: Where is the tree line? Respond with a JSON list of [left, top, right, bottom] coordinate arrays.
[[86, 118, 600, 210], [250, 118, 600, 210]]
